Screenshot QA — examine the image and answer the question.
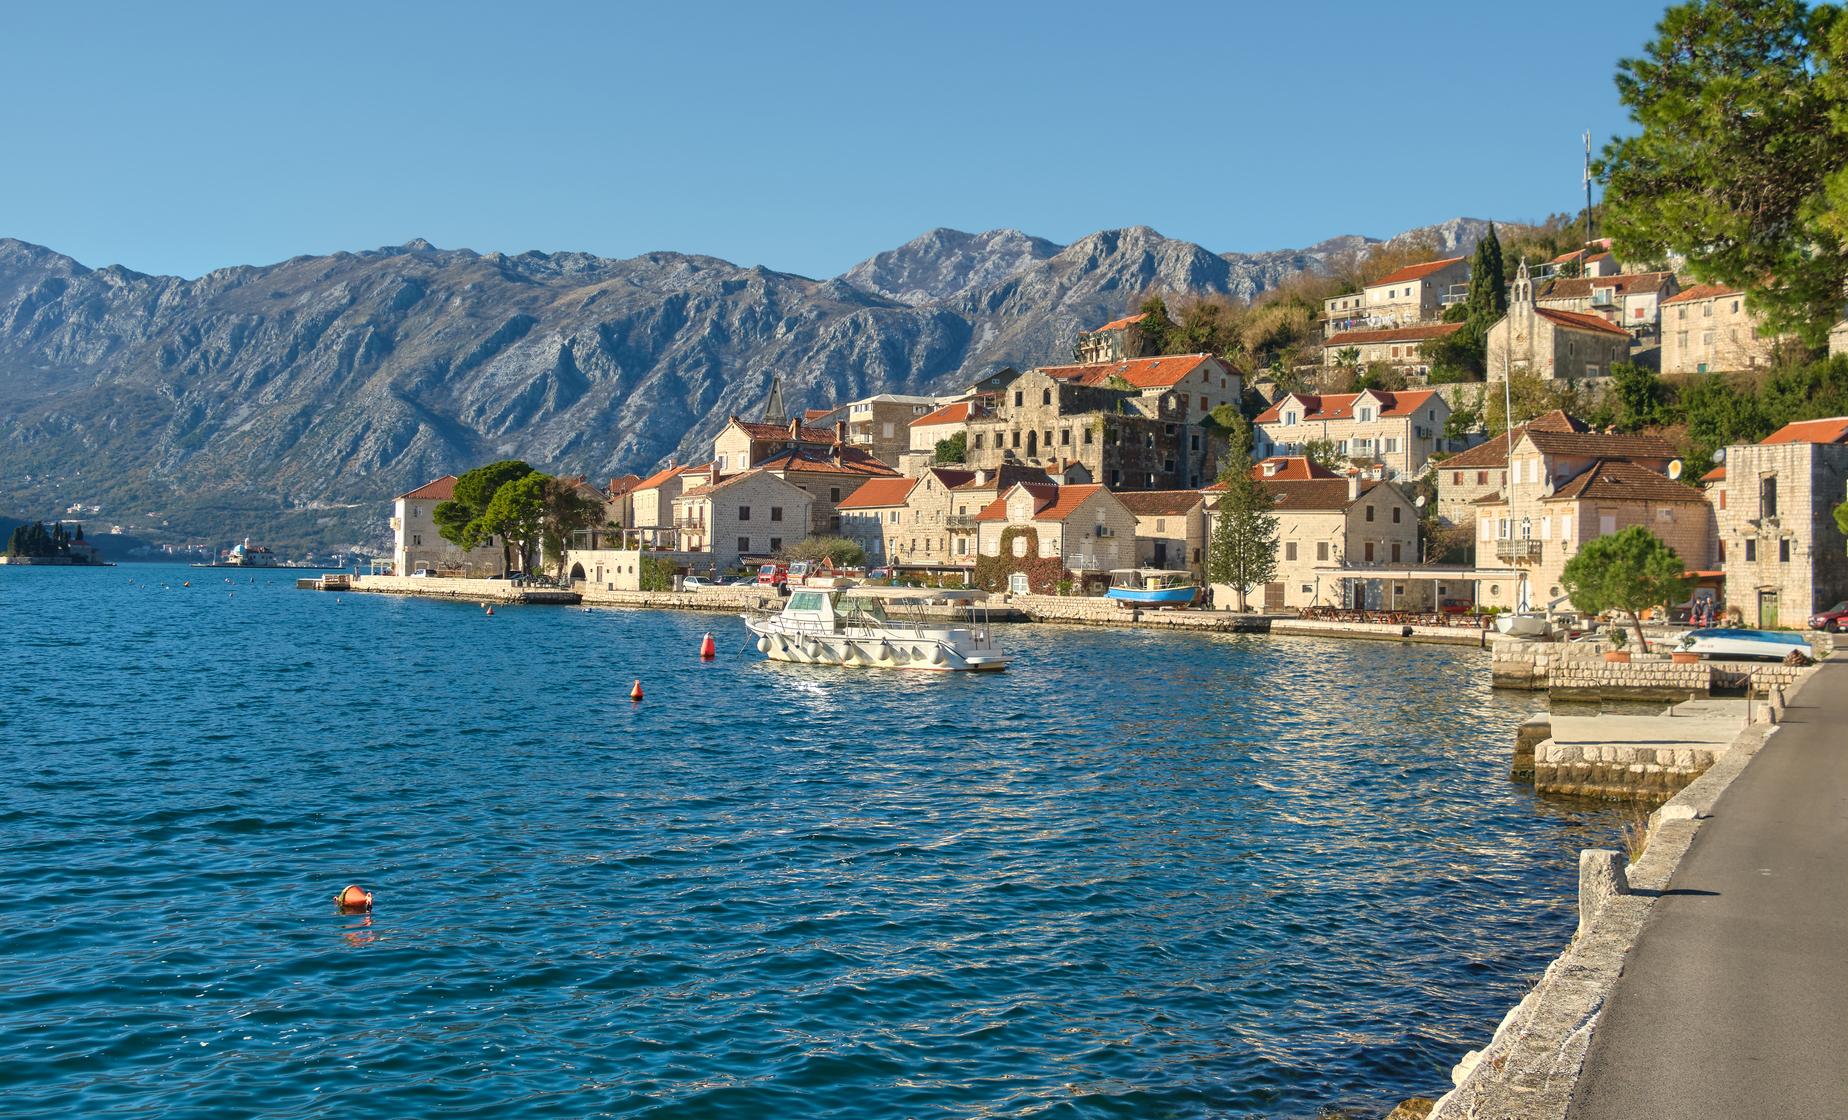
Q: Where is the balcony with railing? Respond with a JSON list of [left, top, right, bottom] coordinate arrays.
[[1494, 538, 1543, 562], [945, 514, 980, 529]]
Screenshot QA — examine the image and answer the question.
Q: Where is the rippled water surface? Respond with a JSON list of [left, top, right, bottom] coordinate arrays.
[[1, 565, 1621, 1119]]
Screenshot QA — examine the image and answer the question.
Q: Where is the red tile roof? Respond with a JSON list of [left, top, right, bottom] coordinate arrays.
[[1547, 240, 1612, 264], [1089, 314, 1144, 332], [397, 475, 458, 501], [1701, 465, 1726, 482], [753, 447, 900, 477], [803, 408, 837, 422], [1519, 429, 1677, 460], [729, 418, 841, 444], [1258, 478, 1380, 511], [834, 476, 917, 509], [1543, 460, 1701, 503], [633, 463, 692, 492], [1661, 282, 1744, 306], [1116, 490, 1205, 516], [910, 400, 982, 427], [1322, 322, 1464, 348], [1034, 353, 1221, 390], [1438, 412, 1589, 469], [972, 483, 1105, 522], [606, 473, 642, 497], [1762, 416, 1848, 445], [1251, 456, 1341, 481], [1535, 306, 1632, 337], [1368, 257, 1466, 287], [1254, 389, 1442, 424], [1536, 272, 1676, 302]]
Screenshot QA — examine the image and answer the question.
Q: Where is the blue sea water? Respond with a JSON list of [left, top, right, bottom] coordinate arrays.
[[0, 564, 1620, 1119]]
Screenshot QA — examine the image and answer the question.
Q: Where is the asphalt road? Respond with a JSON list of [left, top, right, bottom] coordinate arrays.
[[1571, 660, 1848, 1119]]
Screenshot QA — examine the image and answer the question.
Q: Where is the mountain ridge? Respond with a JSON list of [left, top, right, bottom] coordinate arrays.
[[0, 218, 1496, 551]]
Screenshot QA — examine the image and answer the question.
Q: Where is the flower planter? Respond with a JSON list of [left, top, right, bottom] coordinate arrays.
[[1671, 652, 1701, 665], [1604, 651, 1632, 664]]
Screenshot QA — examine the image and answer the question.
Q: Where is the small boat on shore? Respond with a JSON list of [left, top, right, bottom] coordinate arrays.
[[1494, 612, 1553, 638], [1678, 628, 1813, 661], [744, 586, 1008, 672], [1104, 569, 1198, 608]]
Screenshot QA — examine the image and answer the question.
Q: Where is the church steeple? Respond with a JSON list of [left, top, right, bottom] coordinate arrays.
[[761, 376, 787, 424], [1511, 258, 1533, 308]]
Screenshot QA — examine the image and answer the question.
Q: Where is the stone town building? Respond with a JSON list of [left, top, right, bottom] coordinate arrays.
[[629, 463, 711, 547], [670, 469, 816, 573], [1320, 256, 1470, 335], [391, 475, 505, 576], [963, 355, 1239, 490], [1486, 261, 1632, 381], [834, 467, 976, 571], [1707, 418, 1848, 628], [1320, 322, 1464, 377], [1254, 388, 1452, 479], [1116, 490, 1207, 576], [1463, 425, 1680, 547], [1542, 241, 1617, 279], [1205, 467, 1420, 610], [901, 399, 987, 476], [942, 465, 1059, 567], [838, 394, 939, 466], [1074, 314, 1157, 363], [1474, 455, 1710, 614], [713, 416, 845, 476], [1535, 271, 1679, 335], [974, 483, 1138, 581], [751, 445, 901, 537], [1660, 284, 1783, 375]]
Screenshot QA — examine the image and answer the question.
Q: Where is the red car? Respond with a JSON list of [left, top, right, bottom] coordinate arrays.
[[1809, 600, 1848, 632]]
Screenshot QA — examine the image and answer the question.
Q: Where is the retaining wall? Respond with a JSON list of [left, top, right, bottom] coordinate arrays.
[[348, 575, 578, 603], [1492, 639, 1823, 697]]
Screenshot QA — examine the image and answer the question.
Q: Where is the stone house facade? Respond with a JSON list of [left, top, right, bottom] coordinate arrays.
[[1254, 388, 1451, 479], [835, 477, 913, 566], [391, 475, 506, 576], [1660, 284, 1783, 375], [1473, 459, 1712, 613], [750, 446, 901, 537], [963, 355, 1239, 490], [1535, 271, 1678, 334], [1320, 322, 1465, 377], [1709, 419, 1848, 628], [974, 483, 1138, 577], [1116, 490, 1207, 576], [1486, 262, 1632, 381], [712, 416, 844, 476], [629, 463, 713, 548], [835, 467, 976, 571], [1074, 315, 1155, 363], [671, 469, 816, 573], [838, 394, 939, 466], [1431, 410, 1590, 524], [1205, 472, 1420, 610], [901, 399, 986, 476], [1320, 257, 1469, 334]]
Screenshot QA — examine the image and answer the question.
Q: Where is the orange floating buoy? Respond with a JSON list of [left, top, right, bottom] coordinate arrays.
[[182, 581, 191, 587], [699, 632, 716, 659], [484, 606, 494, 616], [630, 679, 644, 702], [335, 884, 374, 912]]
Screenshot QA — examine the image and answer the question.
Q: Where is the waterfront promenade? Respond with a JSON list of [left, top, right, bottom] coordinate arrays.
[[1570, 658, 1848, 1119]]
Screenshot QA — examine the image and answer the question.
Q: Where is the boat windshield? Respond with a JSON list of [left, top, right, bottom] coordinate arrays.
[[835, 595, 889, 624]]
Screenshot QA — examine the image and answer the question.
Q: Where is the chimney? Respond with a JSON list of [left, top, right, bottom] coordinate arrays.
[[1347, 471, 1360, 501], [836, 419, 848, 446], [789, 416, 801, 440], [975, 469, 988, 485]]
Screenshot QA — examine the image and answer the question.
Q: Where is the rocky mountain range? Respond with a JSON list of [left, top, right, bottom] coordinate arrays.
[[0, 218, 1494, 551]]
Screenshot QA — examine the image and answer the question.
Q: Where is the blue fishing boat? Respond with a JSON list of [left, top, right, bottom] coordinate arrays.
[[1105, 569, 1198, 608], [1678, 628, 1813, 661]]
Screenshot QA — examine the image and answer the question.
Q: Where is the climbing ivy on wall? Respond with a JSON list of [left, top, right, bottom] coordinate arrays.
[[971, 526, 1071, 594]]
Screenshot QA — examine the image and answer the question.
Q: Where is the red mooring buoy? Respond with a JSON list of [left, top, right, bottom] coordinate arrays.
[[630, 679, 644, 702], [335, 884, 374, 912], [699, 632, 716, 659]]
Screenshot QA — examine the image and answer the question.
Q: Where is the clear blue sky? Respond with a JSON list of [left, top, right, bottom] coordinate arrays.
[[0, 1, 1665, 280]]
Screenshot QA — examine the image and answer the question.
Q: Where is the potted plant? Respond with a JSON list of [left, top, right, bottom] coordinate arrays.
[[1671, 635, 1701, 665], [1604, 626, 1631, 664]]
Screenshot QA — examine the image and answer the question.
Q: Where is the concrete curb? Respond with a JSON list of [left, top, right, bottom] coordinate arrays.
[[1423, 667, 1830, 1119]]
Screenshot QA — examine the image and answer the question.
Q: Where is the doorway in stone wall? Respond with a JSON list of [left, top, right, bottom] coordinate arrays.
[[1758, 589, 1780, 629]]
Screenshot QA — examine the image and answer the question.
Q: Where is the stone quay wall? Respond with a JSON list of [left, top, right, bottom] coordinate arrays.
[[1532, 736, 1726, 801], [1491, 638, 1826, 698], [1007, 596, 1273, 632], [347, 575, 579, 604]]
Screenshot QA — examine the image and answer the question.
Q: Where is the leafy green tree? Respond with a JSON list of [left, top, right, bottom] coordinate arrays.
[[1561, 525, 1692, 651], [1302, 438, 1348, 473], [1206, 417, 1279, 611], [1835, 496, 1848, 546], [436, 459, 536, 572], [1598, 0, 1848, 343], [933, 431, 967, 464], [1609, 363, 1669, 431], [539, 476, 608, 577], [639, 556, 677, 592], [478, 472, 547, 574], [784, 536, 868, 567], [1678, 372, 1771, 466], [1353, 362, 1407, 393], [1135, 295, 1174, 354]]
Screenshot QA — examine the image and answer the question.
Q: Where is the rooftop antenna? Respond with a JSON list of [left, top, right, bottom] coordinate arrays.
[[1583, 130, 1595, 250]]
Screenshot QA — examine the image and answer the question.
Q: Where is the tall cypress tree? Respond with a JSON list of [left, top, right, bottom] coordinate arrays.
[[1467, 223, 1507, 323]]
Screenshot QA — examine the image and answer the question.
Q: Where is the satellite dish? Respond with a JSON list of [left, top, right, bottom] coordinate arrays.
[[1414, 494, 1427, 508], [1668, 459, 1684, 481], [1711, 448, 1727, 464]]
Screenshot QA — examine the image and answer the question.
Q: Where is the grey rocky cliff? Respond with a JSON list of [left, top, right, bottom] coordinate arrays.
[[0, 219, 1495, 549]]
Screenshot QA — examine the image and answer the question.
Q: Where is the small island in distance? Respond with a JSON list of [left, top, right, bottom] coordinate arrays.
[[1, 520, 111, 566]]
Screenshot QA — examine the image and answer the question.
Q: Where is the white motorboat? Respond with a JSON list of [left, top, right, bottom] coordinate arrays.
[[1678, 628, 1814, 661], [743, 586, 1008, 672], [1495, 612, 1553, 638]]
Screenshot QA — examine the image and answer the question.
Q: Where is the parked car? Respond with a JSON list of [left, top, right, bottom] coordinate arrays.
[[682, 576, 716, 591], [410, 567, 436, 578], [1810, 600, 1848, 632], [1438, 597, 1473, 615]]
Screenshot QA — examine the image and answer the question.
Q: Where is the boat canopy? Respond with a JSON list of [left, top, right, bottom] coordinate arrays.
[[1108, 568, 1192, 578], [842, 586, 990, 602]]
